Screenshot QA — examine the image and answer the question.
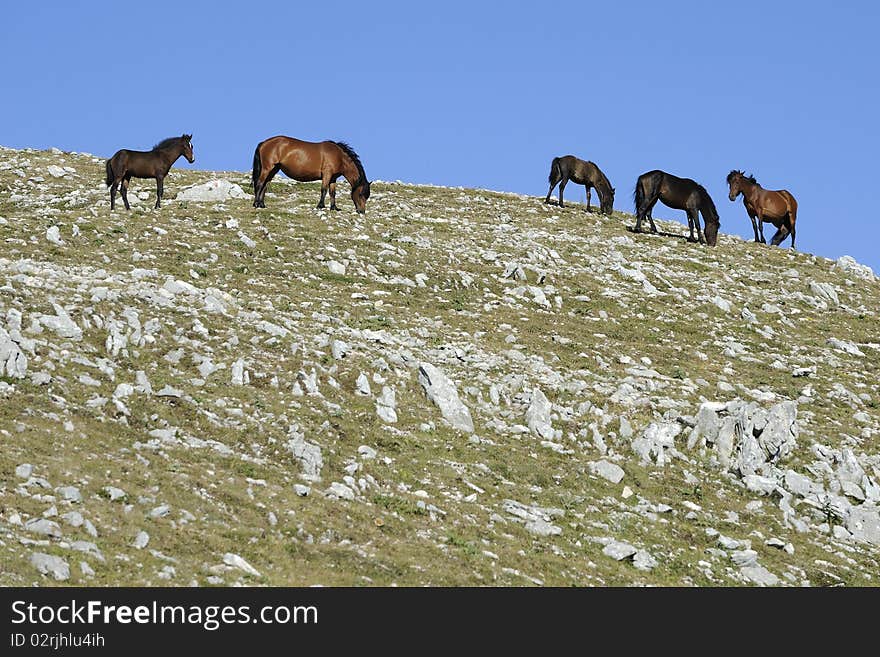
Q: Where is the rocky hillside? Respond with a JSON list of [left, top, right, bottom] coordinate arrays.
[[1, 145, 878, 586]]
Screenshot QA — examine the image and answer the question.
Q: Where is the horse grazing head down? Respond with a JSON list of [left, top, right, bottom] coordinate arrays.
[[702, 192, 721, 246], [600, 186, 616, 216], [352, 178, 371, 214], [726, 170, 755, 202]]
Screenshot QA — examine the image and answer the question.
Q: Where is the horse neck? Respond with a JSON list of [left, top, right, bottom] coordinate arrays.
[[739, 179, 762, 203], [341, 157, 363, 188], [156, 144, 183, 169], [699, 190, 719, 223]]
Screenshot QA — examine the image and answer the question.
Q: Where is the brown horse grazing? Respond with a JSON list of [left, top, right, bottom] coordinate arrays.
[[252, 136, 371, 213], [105, 135, 194, 210], [726, 170, 797, 248], [545, 155, 615, 215], [633, 170, 720, 246]]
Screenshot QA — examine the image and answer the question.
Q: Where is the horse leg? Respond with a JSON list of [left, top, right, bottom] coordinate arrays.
[[756, 213, 767, 243], [155, 176, 164, 209], [315, 171, 332, 209], [646, 205, 659, 234], [121, 175, 131, 211], [685, 210, 697, 242], [256, 164, 280, 208], [545, 170, 560, 204], [635, 199, 656, 233], [585, 186, 592, 212], [769, 225, 788, 247], [748, 212, 760, 242], [329, 180, 339, 211], [558, 178, 567, 208], [110, 180, 118, 211], [788, 209, 797, 249], [695, 210, 705, 244]]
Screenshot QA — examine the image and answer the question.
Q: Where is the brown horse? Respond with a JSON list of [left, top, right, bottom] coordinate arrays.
[[252, 136, 371, 213], [633, 170, 720, 246], [545, 155, 615, 214], [726, 170, 797, 248], [105, 135, 194, 210]]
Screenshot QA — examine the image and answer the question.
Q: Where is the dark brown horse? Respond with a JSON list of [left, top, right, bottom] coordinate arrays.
[[105, 134, 194, 210], [252, 136, 371, 213], [726, 170, 797, 248], [633, 170, 720, 246], [545, 155, 615, 215]]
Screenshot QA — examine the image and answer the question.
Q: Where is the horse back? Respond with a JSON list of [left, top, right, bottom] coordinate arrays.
[[258, 136, 332, 181], [560, 156, 595, 185]]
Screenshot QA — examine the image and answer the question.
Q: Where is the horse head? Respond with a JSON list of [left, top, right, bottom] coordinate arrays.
[[601, 186, 616, 215], [352, 178, 371, 214], [182, 134, 195, 163]]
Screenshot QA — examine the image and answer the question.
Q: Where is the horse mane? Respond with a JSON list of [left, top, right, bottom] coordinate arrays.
[[152, 136, 186, 151], [592, 163, 612, 193], [726, 169, 757, 185], [334, 141, 367, 185]]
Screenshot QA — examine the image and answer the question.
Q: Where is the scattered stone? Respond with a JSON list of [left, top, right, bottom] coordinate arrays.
[[287, 426, 323, 480], [56, 486, 82, 503], [375, 386, 398, 423], [525, 388, 554, 440], [326, 260, 346, 275], [632, 422, 681, 466], [355, 373, 372, 396], [827, 338, 864, 357], [603, 541, 637, 561], [633, 550, 658, 571], [133, 531, 150, 549], [103, 486, 127, 501], [30, 553, 70, 581], [223, 552, 261, 577], [46, 225, 65, 246], [176, 179, 248, 201], [741, 565, 780, 586], [24, 518, 62, 538], [331, 339, 350, 360], [588, 460, 625, 484], [418, 362, 474, 433]]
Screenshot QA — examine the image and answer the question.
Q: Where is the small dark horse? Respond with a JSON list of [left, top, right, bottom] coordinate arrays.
[[633, 170, 720, 246], [105, 134, 194, 210], [252, 136, 371, 213], [726, 170, 797, 248], [545, 155, 615, 215]]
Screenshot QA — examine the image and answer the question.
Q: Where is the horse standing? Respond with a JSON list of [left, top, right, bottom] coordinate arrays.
[[633, 170, 720, 246], [105, 135, 194, 210], [726, 170, 797, 248], [545, 155, 615, 215], [252, 137, 371, 214]]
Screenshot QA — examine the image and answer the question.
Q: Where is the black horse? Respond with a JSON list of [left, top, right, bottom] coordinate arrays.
[[633, 170, 720, 246], [545, 155, 615, 215], [105, 134, 194, 210]]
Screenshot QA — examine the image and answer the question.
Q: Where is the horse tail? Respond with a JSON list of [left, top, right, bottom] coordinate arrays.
[[548, 157, 561, 184], [251, 143, 262, 192], [633, 177, 644, 212], [105, 158, 114, 187]]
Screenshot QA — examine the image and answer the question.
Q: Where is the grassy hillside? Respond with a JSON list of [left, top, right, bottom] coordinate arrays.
[[1, 145, 878, 586]]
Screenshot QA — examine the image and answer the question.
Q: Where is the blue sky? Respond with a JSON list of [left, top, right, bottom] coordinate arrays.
[[3, 1, 878, 270]]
